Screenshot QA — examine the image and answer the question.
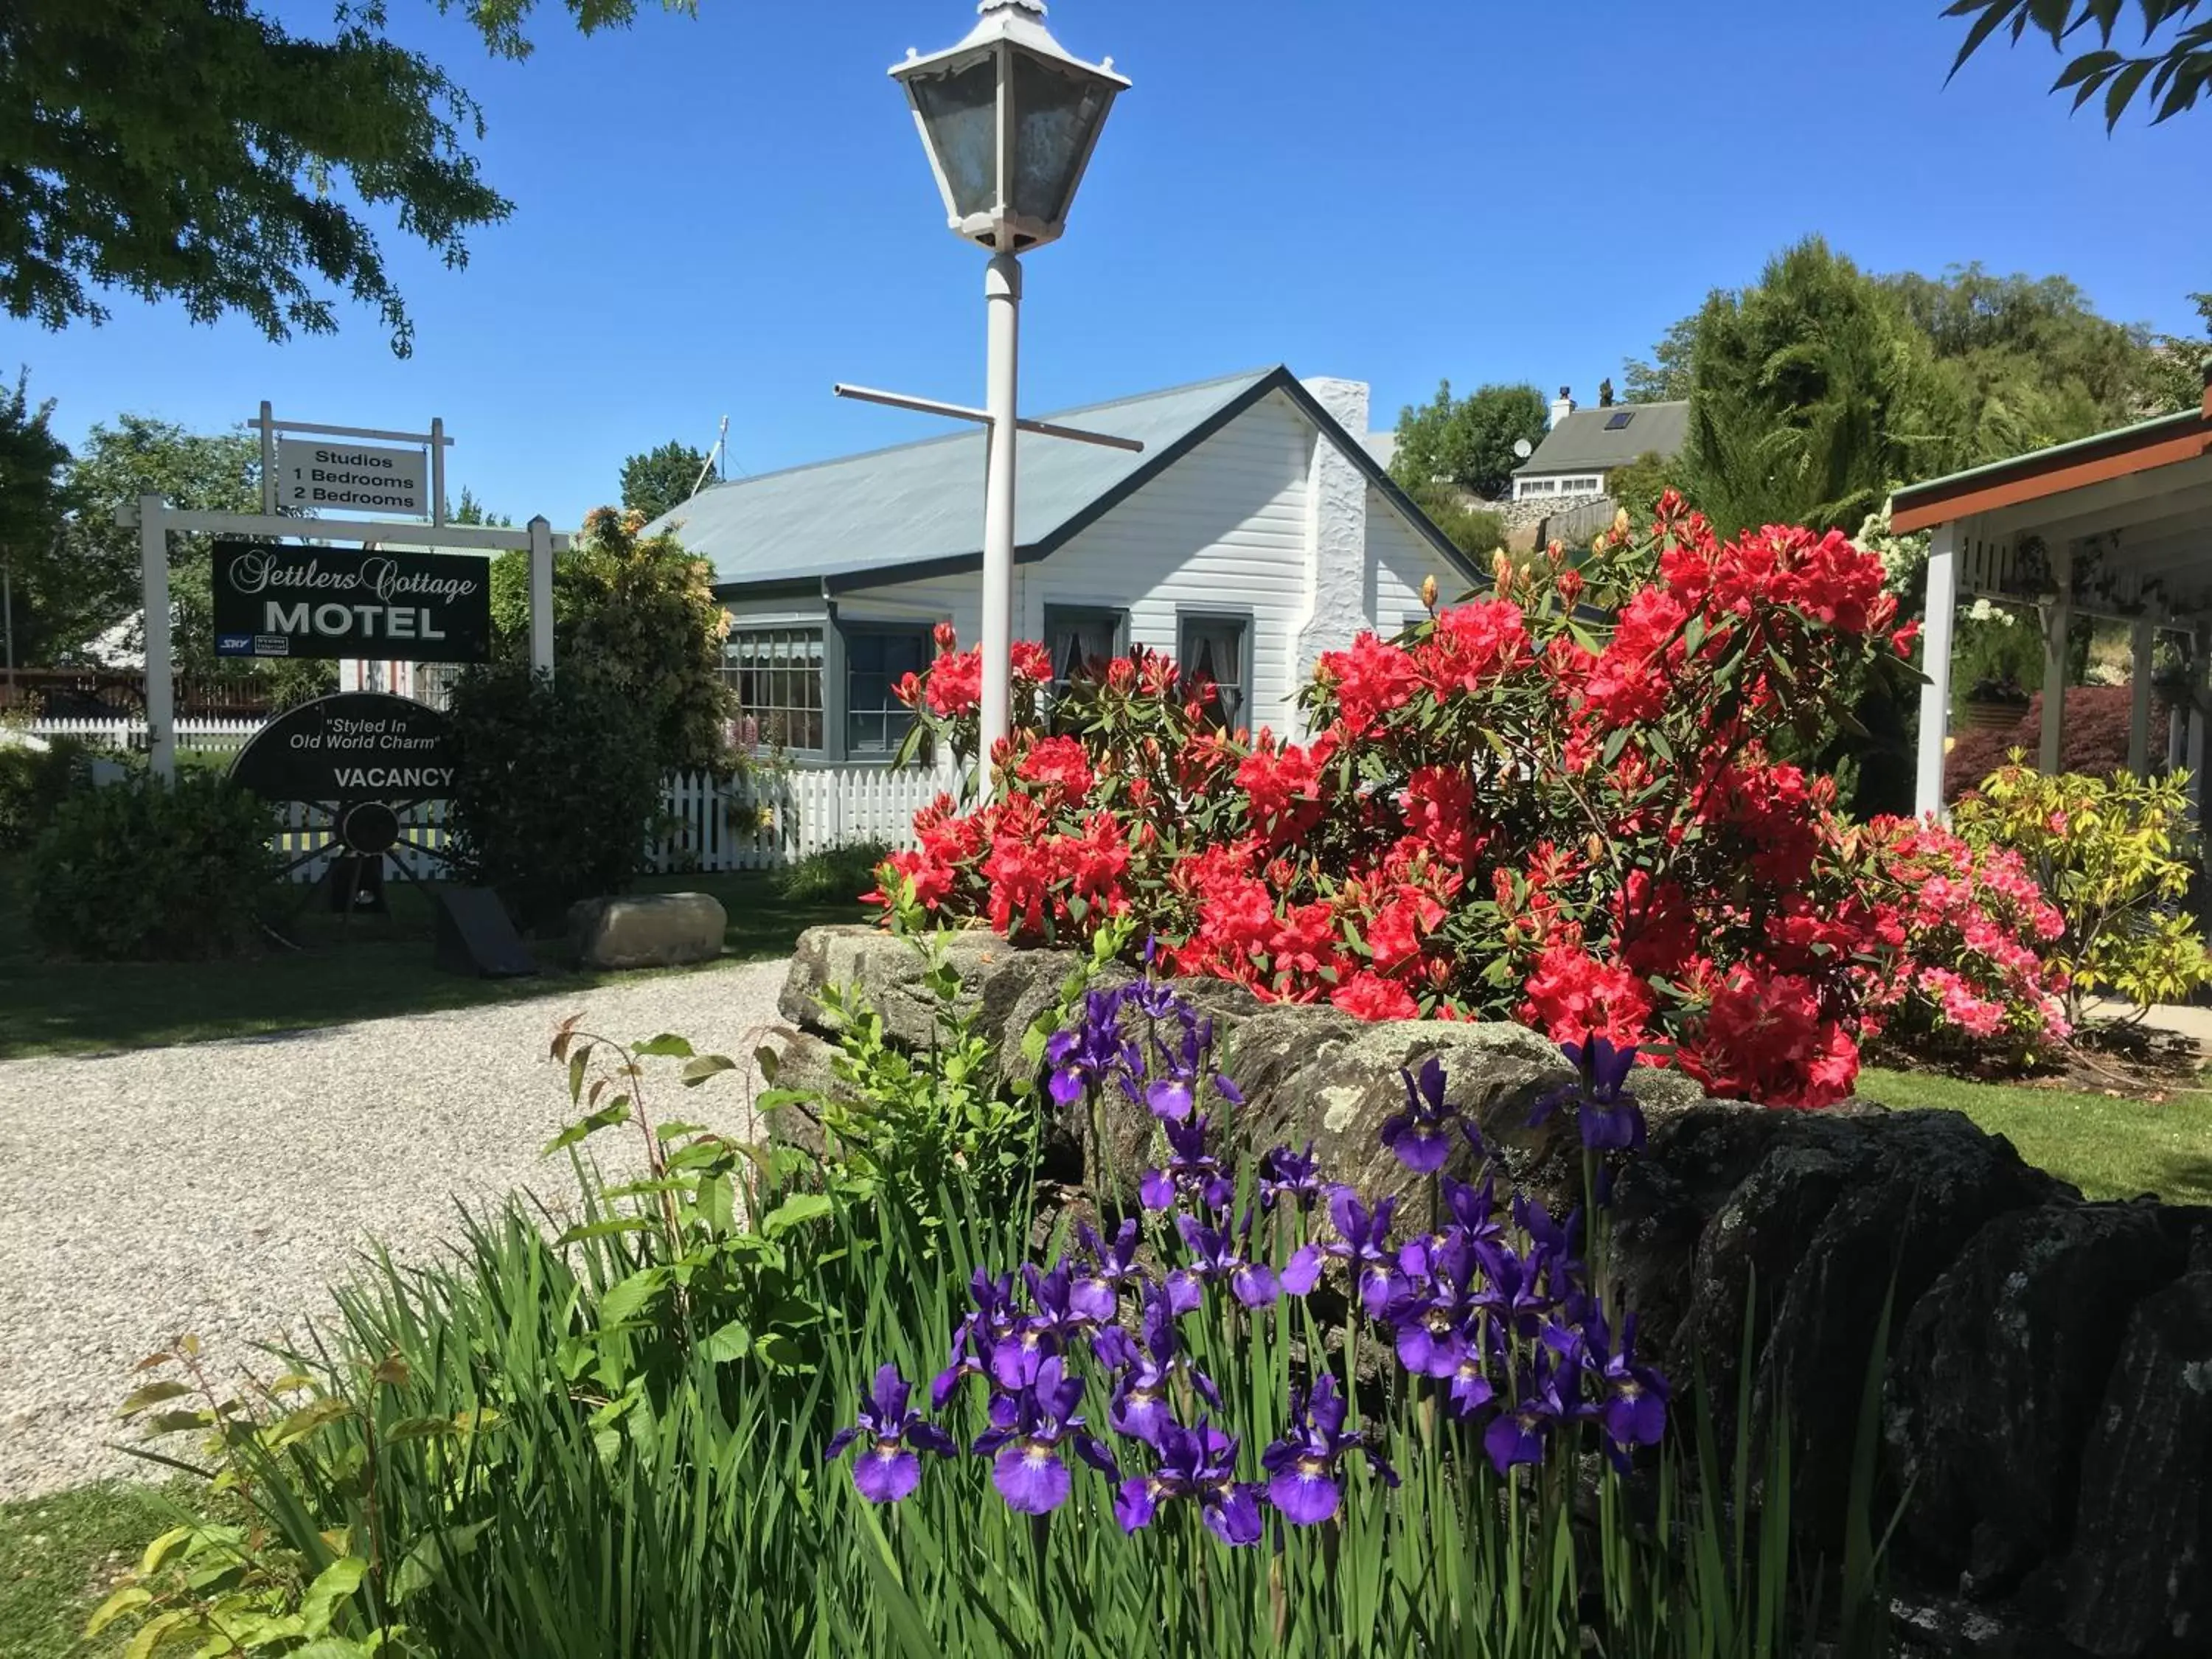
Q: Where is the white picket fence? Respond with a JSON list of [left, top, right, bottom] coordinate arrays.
[[25, 717, 953, 882], [29, 715, 266, 753]]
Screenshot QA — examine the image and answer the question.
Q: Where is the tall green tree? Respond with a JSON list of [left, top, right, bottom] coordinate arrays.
[[0, 369, 73, 668], [1647, 243, 2185, 535], [2141, 291, 2212, 411], [451, 486, 513, 528], [59, 416, 260, 666], [1621, 313, 1703, 403], [619, 440, 713, 523], [1674, 238, 1956, 537], [1, 0, 695, 355], [1891, 265, 2187, 443], [1947, 0, 2212, 127], [489, 507, 735, 774], [1390, 382, 1550, 501]]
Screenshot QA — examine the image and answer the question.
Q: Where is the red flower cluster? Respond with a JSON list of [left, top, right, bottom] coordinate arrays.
[[870, 499, 2044, 1110]]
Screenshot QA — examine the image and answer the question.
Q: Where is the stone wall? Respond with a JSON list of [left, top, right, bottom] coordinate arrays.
[[771, 926, 2211, 1658]]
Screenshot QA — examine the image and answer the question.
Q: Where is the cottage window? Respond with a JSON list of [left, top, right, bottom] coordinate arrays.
[[844, 625, 933, 757], [723, 626, 825, 752], [1043, 605, 1129, 695], [1178, 613, 1248, 731]]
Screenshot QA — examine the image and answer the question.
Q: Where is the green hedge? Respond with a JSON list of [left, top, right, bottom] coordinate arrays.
[[29, 771, 279, 959]]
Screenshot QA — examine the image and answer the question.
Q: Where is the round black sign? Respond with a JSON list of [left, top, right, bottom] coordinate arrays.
[[231, 692, 457, 804]]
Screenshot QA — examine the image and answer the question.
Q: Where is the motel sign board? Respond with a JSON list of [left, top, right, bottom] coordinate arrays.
[[274, 437, 429, 516], [212, 538, 492, 663]]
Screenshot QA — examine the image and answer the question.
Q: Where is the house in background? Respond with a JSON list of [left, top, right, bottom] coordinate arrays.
[[1510, 388, 1689, 503], [650, 366, 1478, 765]]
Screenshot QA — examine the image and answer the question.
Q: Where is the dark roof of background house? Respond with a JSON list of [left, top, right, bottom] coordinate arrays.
[[1513, 400, 1690, 477], [644, 366, 1477, 593]]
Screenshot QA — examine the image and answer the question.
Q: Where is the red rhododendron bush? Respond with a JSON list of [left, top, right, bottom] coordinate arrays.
[[874, 497, 2067, 1107]]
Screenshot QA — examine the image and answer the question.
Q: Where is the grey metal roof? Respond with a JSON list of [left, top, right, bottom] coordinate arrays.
[[650, 369, 1281, 589], [1514, 400, 1689, 477]]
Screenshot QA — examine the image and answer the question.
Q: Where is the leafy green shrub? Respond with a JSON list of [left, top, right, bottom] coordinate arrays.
[[763, 931, 1039, 1222], [29, 770, 277, 959], [0, 735, 95, 852], [772, 838, 892, 904], [444, 663, 663, 930], [1952, 757, 2212, 1020]]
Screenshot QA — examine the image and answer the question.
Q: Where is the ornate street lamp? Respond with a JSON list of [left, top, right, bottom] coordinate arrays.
[[891, 1, 1128, 759]]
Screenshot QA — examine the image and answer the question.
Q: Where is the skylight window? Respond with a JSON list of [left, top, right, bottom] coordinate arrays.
[[1604, 411, 1635, 431]]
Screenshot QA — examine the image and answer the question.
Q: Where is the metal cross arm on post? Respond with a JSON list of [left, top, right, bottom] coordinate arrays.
[[832, 383, 1146, 453], [113, 501, 569, 554]]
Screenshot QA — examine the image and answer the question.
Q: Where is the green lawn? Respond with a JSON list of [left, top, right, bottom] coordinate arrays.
[[0, 863, 867, 1061], [1857, 1065, 2212, 1205], [0, 1481, 185, 1659]]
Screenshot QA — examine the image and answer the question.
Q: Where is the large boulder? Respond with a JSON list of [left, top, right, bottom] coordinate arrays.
[[1750, 1110, 2060, 1551], [567, 891, 726, 970], [1887, 1203, 2199, 1598], [780, 925, 1130, 1098], [2061, 1266, 2212, 1658]]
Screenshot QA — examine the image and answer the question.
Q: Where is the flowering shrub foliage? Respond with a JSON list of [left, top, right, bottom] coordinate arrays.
[[827, 981, 1671, 1538], [875, 498, 1965, 1107], [1848, 814, 2071, 1056], [1951, 757, 2212, 1021]]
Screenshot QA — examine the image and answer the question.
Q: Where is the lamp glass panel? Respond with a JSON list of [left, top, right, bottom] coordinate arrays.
[[908, 57, 1001, 220], [1009, 53, 1109, 224]]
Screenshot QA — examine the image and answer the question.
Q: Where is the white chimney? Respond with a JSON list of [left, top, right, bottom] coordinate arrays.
[[1549, 386, 1576, 430], [1293, 378, 1373, 720]]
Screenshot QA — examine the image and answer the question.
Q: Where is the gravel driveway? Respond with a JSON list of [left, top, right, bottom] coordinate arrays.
[[0, 960, 791, 1500]]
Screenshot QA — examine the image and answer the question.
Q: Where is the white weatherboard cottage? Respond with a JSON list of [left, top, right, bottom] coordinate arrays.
[[650, 367, 1478, 764]]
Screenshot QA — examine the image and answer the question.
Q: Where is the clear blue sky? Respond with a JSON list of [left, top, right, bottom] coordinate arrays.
[[7, 0, 2210, 526]]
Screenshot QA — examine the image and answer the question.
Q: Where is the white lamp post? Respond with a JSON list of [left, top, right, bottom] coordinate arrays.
[[891, 0, 1128, 762]]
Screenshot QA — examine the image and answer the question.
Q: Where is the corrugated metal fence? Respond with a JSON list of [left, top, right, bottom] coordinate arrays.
[[22, 717, 949, 882]]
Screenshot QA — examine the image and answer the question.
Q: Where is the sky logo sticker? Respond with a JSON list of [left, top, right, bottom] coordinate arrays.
[[217, 633, 255, 656]]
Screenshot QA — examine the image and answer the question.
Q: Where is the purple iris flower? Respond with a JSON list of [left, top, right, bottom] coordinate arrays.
[[971, 1355, 1118, 1514], [1472, 1239, 1556, 1338], [1176, 1211, 1280, 1310], [1441, 1175, 1505, 1248], [1513, 1193, 1582, 1271], [1381, 1057, 1461, 1175], [1481, 1351, 1577, 1475], [1258, 1141, 1326, 1212], [1139, 1113, 1223, 1213], [990, 1262, 1097, 1386], [1121, 973, 1182, 1020], [931, 1270, 1020, 1408], [1105, 1282, 1221, 1444], [1163, 1267, 1205, 1316], [1113, 1419, 1265, 1547], [1388, 1232, 1477, 1378], [1444, 1335, 1498, 1417], [1261, 1375, 1399, 1526], [1326, 1188, 1404, 1318], [1046, 988, 1137, 1107], [824, 1364, 960, 1503], [1581, 1309, 1669, 1451], [990, 1263, 1101, 1391], [1529, 1036, 1647, 1153], [1070, 1220, 1142, 1322]]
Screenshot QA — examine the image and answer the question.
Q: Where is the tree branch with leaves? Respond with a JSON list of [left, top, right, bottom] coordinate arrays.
[[1947, 0, 2212, 127]]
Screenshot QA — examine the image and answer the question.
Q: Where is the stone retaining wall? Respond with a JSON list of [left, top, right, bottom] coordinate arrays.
[[771, 926, 2211, 1658]]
